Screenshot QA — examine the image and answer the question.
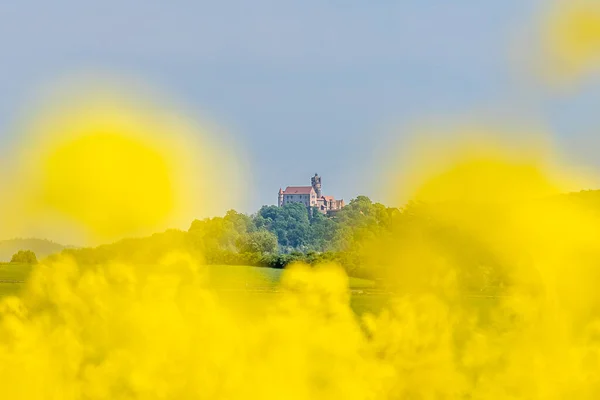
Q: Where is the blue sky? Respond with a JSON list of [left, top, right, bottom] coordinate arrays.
[[3, 0, 599, 213]]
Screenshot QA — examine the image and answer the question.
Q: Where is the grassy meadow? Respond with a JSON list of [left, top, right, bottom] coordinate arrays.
[[0, 262, 388, 316], [0, 262, 31, 298]]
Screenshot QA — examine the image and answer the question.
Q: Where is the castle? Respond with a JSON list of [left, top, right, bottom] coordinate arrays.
[[278, 173, 345, 214]]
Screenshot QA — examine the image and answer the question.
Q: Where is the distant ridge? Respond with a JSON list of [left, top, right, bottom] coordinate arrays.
[[0, 238, 68, 262]]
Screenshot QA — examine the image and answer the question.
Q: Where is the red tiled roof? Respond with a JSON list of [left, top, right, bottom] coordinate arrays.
[[284, 186, 314, 195], [322, 195, 335, 201]]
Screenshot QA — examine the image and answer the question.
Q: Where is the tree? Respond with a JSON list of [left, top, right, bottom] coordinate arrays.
[[308, 209, 337, 251], [257, 203, 311, 250], [237, 230, 278, 254], [11, 250, 38, 264], [188, 210, 253, 253]]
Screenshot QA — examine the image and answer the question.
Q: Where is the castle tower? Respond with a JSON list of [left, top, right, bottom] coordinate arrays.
[[278, 188, 284, 207], [311, 173, 322, 197]]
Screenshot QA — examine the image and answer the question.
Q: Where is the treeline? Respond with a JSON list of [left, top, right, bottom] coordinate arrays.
[[53, 189, 600, 290], [0, 238, 65, 262], [60, 196, 399, 278], [189, 196, 400, 277]]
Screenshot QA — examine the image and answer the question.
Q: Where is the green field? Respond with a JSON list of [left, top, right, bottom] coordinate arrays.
[[0, 262, 33, 280], [206, 264, 375, 289], [0, 262, 30, 297], [206, 265, 386, 316], [0, 263, 385, 315], [0, 282, 24, 298]]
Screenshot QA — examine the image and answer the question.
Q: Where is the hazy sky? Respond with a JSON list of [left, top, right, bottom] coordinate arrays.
[[2, 0, 600, 213]]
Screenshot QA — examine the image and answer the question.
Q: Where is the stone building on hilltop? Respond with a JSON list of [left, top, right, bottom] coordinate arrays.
[[278, 173, 345, 214]]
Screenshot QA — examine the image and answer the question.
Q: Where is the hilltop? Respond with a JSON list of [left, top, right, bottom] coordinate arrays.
[[0, 238, 67, 262]]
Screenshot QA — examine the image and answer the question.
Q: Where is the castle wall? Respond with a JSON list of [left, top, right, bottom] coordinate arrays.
[[283, 193, 312, 207]]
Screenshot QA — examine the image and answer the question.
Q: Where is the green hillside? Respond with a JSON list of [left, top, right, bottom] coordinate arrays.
[[0, 238, 66, 262]]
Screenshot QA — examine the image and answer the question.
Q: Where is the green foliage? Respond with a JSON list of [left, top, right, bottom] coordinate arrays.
[[308, 209, 337, 250], [189, 210, 253, 253], [11, 192, 531, 288], [253, 198, 398, 259], [58, 196, 401, 278], [236, 230, 278, 254], [10, 250, 38, 264], [61, 229, 191, 266], [256, 203, 311, 250], [14, 191, 600, 293], [188, 210, 257, 264], [0, 238, 65, 262]]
